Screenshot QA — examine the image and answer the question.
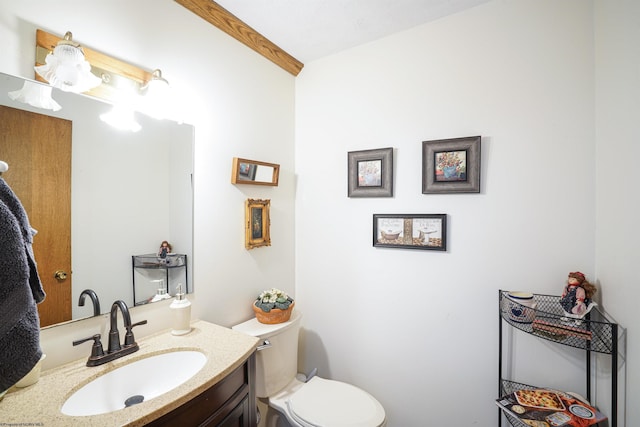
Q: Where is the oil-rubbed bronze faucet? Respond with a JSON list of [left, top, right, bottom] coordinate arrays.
[[73, 300, 147, 367], [78, 288, 101, 317]]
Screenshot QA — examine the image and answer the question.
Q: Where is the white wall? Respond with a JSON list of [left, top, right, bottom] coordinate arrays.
[[0, 0, 296, 365], [295, 1, 600, 425], [594, 0, 640, 425]]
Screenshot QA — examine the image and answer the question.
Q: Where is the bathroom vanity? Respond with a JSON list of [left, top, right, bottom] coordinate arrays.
[[145, 353, 256, 426], [0, 320, 258, 426]]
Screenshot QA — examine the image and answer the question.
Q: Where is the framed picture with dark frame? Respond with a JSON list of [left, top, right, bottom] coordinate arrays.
[[422, 136, 481, 194], [373, 214, 447, 251], [245, 199, 271, 250], [348, 147, 393, 197]]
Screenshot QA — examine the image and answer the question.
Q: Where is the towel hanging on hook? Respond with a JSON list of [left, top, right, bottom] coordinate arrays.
[[0, 160, 8, 174]]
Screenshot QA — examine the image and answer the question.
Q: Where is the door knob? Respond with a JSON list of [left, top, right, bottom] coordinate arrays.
[[54, 270, 68, 281]]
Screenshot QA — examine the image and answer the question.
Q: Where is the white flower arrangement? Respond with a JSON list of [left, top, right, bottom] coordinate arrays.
[[255, 288, 294, 312]]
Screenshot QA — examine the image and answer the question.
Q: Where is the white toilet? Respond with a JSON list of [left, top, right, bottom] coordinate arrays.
[[233, 310, 386, 427]]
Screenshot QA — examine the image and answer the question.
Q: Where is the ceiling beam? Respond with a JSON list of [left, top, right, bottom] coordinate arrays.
[[175, 0, 304, 76]]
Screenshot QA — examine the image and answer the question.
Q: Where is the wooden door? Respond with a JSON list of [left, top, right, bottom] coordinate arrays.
[[0, 105, 72, 327]]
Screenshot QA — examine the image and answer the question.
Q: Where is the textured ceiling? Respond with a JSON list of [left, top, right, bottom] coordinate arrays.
[[214, 0, 491, 63]]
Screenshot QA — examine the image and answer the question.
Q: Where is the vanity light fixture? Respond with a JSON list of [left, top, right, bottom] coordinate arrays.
[[34, 31, 102, 94], [35, 29, 154, 105], [139, 69, 173, 120], [8, 80, 61, 111], [100, 78, 143, 132], [100, 105, 141, 132], [34, 29, 178, 127]]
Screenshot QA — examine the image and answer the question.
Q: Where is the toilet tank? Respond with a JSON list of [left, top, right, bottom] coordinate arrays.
[[232, 310, 302, 398]]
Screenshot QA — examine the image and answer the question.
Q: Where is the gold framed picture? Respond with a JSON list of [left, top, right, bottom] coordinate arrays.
[[245, 199, 271, 250]]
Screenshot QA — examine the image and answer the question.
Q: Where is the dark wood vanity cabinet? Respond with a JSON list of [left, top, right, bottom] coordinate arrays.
[[146, 353, 256, 427]]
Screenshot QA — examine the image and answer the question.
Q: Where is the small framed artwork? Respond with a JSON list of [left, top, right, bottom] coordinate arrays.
[[231, 157, 280, 186], [238, 161, 257, 181], [348, 147, 393, 197], [373, 214, 447, 251], [245, 199, 271, 250], [422, 136, 481, 194]]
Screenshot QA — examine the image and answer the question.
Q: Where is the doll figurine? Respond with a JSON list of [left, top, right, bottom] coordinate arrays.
[[560, 271, 597, 317], [158, 240, 172, 259]]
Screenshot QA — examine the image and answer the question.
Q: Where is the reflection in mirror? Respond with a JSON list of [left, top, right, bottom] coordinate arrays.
[[0, 72, 194, 328], [231, 157, 279, 186]]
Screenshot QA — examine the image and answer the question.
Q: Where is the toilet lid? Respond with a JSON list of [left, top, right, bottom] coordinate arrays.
[[286, 377, 385, 427]]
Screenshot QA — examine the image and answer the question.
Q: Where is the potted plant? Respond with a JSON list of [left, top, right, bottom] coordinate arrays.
[[253, 288, 295, 324]]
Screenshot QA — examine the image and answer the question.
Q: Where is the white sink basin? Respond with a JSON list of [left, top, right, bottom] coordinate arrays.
[[61, 350, 207, 416]]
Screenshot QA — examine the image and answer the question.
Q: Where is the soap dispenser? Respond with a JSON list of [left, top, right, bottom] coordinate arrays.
[[170, 283, 191, 335]]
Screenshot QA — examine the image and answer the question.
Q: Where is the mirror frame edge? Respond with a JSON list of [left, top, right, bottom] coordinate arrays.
[[231, 157, 280, 186]]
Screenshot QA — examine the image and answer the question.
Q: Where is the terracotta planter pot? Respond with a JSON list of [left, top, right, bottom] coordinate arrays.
[[253, 301, 295, 324]]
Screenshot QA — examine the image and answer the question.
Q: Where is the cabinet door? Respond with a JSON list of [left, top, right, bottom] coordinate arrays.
[[211, 395, 250, 427], [145, 354, 255, 427]]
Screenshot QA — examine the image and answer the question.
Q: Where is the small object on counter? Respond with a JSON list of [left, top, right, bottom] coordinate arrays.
[[149, 279, 171, 303], [170, 283, 191, 335], [150, 288, 171, 303], [15, 354, 46, 388]]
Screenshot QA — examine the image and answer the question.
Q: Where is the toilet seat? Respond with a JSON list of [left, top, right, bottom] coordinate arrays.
[[270, 376, 386, 427]]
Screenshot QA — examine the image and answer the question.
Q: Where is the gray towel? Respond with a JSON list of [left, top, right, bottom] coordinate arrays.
[[0, 178, 44, 391], [0, 178, 45, 303]]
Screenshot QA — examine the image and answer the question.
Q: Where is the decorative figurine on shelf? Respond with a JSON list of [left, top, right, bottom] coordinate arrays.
[[158, 240, 172, 260], [560, 271, 597, 318]]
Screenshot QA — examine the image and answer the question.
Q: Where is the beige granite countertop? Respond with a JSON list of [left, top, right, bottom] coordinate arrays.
[[0, 320, 258, 426]]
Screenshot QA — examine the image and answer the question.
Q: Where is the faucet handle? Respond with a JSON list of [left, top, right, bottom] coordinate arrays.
[[124, 320, 148, 346], [73, 334, 105, 359]]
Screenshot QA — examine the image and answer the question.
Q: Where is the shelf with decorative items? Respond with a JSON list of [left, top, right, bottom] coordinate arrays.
[[253, 288, 294, 324], [498, 288, 619, 427], [132, 253, 188, 306]]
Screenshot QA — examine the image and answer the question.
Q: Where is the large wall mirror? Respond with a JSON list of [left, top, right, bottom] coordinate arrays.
[[0, 72, 194, 328]]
